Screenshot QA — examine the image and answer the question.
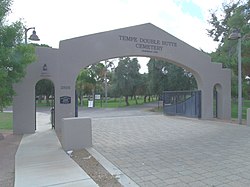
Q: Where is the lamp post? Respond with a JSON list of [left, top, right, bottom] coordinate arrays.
[[104, 67, 108, 107], [229, 29, 242, 124], [24, 27, 40, 44]]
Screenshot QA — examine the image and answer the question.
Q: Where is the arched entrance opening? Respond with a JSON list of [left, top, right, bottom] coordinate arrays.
[[35, 79, 55, 130], [213, 83, 223, 119], [74, 56, 198, 116]]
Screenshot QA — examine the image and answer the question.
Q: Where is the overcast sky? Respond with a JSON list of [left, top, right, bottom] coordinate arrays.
[[8, 0, 235, 53]]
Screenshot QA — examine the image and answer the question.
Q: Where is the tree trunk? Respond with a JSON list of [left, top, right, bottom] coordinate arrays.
[[0, 103, 3, 112], [104, 70, 108, 108], [135, 96, 138, 105], [119, 97, 121, 107], [38, 96, 42, 104], [92, 89, 95, 107], [144, 95, 147, 103], [46, 95, 50, 106], [79, 95, 82, 107], [125, 95, 129, 106]]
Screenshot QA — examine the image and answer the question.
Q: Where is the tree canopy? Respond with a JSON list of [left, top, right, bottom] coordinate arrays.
[[74, 57, 197, 107], [147, 58, 197, 96], [112, 57, 141, 106], [35, 79, 54, 106], [0, 0, 36, 111], [207, 0, 250, 97]]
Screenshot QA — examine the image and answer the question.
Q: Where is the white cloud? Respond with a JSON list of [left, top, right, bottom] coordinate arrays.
[[8, 0, 229, 52]]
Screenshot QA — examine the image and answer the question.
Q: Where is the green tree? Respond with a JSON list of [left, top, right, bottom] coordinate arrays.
[[207, 0, 250, 97], [137, 73, 149, 103], [76, 68, 96, 105], [103, 60, 114, 107], [0, 0, 36, 111], [35, 79, 54, 106], [147, 58, 197, 97], [76, 61, 115, 107], [76, 69, 87, 106], [147, 58, 166, 97], [164, 63, 197, 91], [112, 57, 141, 106]]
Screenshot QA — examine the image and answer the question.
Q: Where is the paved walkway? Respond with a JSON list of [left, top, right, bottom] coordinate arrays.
[[13, 105, 250, 187], [15, 112, 98, 187], [88, 114, 250, 187]]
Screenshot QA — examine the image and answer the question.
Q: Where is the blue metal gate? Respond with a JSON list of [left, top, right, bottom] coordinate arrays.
[[162, 90, 201, 118]]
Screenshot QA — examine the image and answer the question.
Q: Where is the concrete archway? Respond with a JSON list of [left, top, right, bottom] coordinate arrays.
[[13, 23, 231, 134]]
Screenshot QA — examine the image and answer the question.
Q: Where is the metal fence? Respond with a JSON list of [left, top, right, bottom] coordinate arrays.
[[162, 90, 201, 118]]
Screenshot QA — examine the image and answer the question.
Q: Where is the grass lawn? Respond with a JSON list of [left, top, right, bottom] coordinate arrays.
[[79, 97, 157, 108], [231, 99, 250, 120], [1, 98, 250, 130], [0, 112, 13, 130], [35, 97, 156, 108]]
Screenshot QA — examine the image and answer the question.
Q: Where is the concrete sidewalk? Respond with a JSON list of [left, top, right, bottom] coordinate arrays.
[[15, 112, 98, 187]]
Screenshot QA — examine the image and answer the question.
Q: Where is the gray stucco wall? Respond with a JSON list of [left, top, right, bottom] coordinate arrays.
[[13, 23, 231, 134]]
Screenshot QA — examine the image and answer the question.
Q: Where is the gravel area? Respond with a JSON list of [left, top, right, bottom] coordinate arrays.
[[72, 149, 123, 187], [0, 131, 22, 187]]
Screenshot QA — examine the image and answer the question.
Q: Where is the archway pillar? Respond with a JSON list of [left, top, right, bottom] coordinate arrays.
[[13, 80, 36, 134], [199, 68, 231, 120], [13, 47, 59, 134], [55, 81, 76, 132], [216, 84, 231, 120], [200, 86, 214, 120]]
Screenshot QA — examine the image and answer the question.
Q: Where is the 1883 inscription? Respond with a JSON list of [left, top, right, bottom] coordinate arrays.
[[119, 35, 177, 53]]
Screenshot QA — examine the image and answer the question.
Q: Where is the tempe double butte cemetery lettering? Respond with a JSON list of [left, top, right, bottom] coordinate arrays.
[[119, 35, 177, 53]]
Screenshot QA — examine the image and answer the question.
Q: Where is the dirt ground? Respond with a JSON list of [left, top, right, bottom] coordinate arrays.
[[0, 131, 22, 187], [72, 149, 123, 187]]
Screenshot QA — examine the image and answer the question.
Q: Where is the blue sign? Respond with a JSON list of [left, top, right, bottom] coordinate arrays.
[[60, 96, 71, 104]]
